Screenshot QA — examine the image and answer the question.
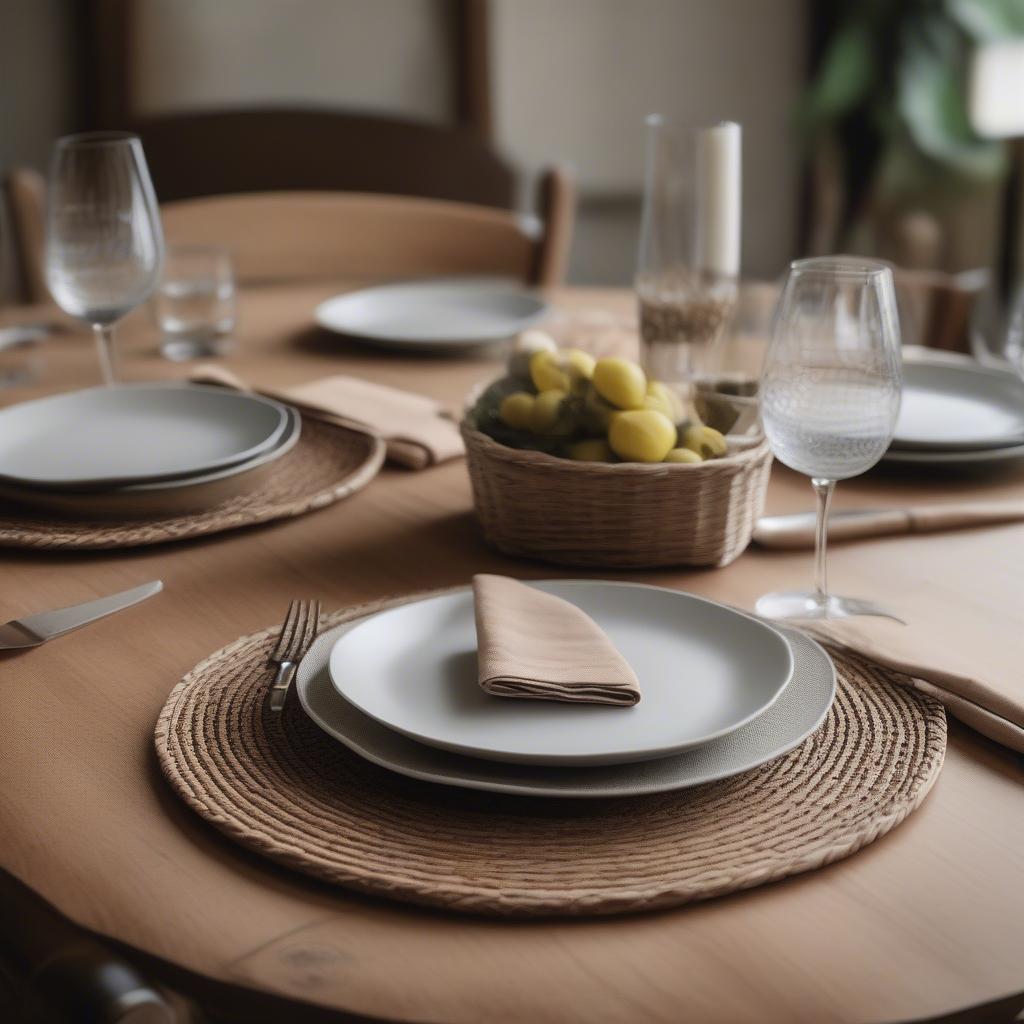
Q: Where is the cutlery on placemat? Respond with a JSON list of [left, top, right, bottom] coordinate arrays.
[[753, 502, 1024, 549], [268, 599, 322, 712], [0, 580, 163, 651]]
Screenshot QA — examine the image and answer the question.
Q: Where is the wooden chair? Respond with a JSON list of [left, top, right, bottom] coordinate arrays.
[[2, 168, 48, 304], [125, 108, 516, 209], [161, 177, 573, 287], [3, 165, 575, 298]]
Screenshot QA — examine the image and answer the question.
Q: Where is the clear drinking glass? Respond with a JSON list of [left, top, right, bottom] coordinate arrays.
[[45, 132, 164, 384], [756, 257, 903, 622], [636, 114, 741, 389], [153, 245, 236, 361]]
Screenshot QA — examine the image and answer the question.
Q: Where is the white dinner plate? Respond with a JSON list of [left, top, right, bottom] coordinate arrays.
[[891, 362, 1024, 451], [315, 277, 548, 350], [0, 407, 301, 517], [882, 440, 1024, 467], [0, 384, 290, 489], [301, 619, 834, 799], [328, 581, 795, 767]]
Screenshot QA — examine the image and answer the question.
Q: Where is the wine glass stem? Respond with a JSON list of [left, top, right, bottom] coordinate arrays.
[[811, 477, 836, 606], [92, 324, 117, 385]]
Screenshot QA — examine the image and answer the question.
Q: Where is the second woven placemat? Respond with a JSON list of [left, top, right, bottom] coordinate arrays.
[[156, 592, 946, 917], [0, 417, 385, 550]]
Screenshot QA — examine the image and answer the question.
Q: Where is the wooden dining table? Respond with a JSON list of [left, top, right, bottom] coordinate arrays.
[[1, 282, 1022, 1024]]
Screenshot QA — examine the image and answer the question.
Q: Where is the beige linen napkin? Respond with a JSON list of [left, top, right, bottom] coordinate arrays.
[[806, 613, 1024, 754], [190, 364, 464, 470], [472, 574, 641, 706]]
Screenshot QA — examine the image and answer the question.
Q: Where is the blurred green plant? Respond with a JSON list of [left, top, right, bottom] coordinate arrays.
[[800, 0, 1021, 240]]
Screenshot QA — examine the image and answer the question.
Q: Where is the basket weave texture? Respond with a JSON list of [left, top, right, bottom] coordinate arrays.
[[0, 417, 384, 550], [461, 421, 772, 568]]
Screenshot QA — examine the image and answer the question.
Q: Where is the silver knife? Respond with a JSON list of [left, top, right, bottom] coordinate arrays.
[[753, 503, 1024, 549], [0, 580, 163, 650]]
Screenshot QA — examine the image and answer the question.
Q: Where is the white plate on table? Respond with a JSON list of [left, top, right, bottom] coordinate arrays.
[[315, 277, 548, 350], [0, 383, 289, 489], [327, 581, 795, 767], [882, 440, 1024, 467], [0, 407, 301, 518], [300, 618, 833, 799], [891, 361, 1024, 451]]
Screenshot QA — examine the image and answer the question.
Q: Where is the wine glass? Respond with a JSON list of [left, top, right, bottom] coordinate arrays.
[[756, 256, 902, 621], [45, 132, 164, 385]]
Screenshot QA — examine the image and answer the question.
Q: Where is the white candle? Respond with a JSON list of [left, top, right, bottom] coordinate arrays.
[[694, 121, 742, 279]]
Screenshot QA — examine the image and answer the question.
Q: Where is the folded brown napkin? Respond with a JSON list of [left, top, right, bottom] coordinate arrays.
[[189, 365, 464, 470], [806, 611, 1024, 755], [472, 574, 641, 706]]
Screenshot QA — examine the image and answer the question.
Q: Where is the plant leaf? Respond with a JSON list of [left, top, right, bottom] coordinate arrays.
[[897, 17, 1008, 179], [799, 22, 875, 132], [947, 0, 1024, 40]]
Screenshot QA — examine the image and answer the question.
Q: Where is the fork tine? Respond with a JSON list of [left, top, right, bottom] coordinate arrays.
[[283, 599, 317, 661], [270, 600, 301, 661], [300, 600, 322, 649]]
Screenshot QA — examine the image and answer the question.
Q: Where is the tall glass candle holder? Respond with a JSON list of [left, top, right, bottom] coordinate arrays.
[[636, 116, 741, 394]]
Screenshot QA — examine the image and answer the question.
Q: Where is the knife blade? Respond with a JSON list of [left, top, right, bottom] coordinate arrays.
[[2, 581, 163, 649], [753, 503, 1024, 549]]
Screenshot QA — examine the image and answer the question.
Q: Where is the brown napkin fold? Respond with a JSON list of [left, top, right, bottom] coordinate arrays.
[[472, 574, 641, 706], [189, 364, 464, 470], [806, 611, 1024, 754]]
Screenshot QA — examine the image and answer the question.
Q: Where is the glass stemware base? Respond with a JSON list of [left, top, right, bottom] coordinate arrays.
[[756, 590, 905, 624]]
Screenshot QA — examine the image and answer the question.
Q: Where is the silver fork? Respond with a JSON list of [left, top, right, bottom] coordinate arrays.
[[267, 599, 321, 712]]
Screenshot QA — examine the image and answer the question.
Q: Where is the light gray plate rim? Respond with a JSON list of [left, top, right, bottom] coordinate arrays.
[[297, 616, 835, 799]]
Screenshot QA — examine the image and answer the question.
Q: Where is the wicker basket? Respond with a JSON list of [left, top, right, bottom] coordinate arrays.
[[461, 413, 773, 569]]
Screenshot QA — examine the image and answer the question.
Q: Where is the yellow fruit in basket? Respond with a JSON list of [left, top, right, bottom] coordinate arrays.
[[530, 350, 570, 393], [508, 329, 557, 379], [593, 358, 647, 410], [499, 392, 535, 430], [608, 409, 677, 462], [529, 388, 574, 435], [565, 438, 612, 462], [580, 385, 617, 431], [645, 381, 684, 422], [681, 424, 728, 459], [564, 348, 596, 393], [664, 447, 703, 464]]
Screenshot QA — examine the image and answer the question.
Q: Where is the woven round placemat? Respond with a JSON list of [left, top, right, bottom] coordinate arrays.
[[0, 417, 385, 550], [155, 592, 946, 917]]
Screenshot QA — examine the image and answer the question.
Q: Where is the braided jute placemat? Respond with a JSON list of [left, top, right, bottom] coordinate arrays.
[[0, 417, 385, 550], [155, 591, 947, 917]]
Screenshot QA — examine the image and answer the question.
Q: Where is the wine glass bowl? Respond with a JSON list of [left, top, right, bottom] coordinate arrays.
[[45, 131, 164, 384], [756, 256, 902, 622]]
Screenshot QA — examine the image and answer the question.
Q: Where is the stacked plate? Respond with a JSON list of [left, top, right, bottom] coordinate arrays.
[[884, 360, 1024, 467], [0, 383, 300, 517], [297, 580, 836, 798], [315, 277, 548, 352]]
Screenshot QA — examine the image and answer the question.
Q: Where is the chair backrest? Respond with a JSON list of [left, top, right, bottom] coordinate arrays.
[[127, 108, 516, 208], [2, 168, 47, 304], [3, 165, 574, 299], [160, 182, 573, 287]]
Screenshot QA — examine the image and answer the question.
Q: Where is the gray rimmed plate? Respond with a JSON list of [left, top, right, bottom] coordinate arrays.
[[315, 277, 548, 350], [891, 361, 1024, 452], [298, 619, 834, 799], [0, 383, 290, 490], [327, 581, 795, 767], [0, 407, 301, 518]]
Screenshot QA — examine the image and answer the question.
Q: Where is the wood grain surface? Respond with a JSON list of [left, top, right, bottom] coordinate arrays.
[[0, 284, 1022, 1024]]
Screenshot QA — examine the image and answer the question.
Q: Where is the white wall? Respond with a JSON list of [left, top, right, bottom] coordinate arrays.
[[490, 0, 806, 280]]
